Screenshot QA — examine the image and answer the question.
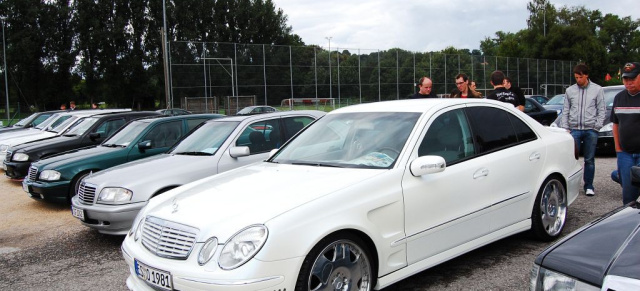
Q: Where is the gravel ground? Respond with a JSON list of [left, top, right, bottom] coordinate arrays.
[[0, 156, 623, 290]]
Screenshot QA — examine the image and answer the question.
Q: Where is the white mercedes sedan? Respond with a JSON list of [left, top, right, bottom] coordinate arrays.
[[122, 99, 582, 291]]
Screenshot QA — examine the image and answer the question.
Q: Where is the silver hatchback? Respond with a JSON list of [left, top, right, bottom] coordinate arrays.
[[70, 110, 325, 235]]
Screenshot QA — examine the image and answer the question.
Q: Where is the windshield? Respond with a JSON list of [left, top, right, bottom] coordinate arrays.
[[604, 87, 624, 109], [13, 113, 39, 127], [102, 121, 148, 147], [546, 94, 565, 105], [237, 107, 255, 115], [35, 113, 61, 130], [63, 117, 99, 136], [170, 121, 239, 155], [49, 116, 78, 133], [271, 112, 420, 169]]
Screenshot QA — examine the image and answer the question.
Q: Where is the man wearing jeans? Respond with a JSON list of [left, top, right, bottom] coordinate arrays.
[[611, 62, 640, 204], [561, 63, 605, 196]]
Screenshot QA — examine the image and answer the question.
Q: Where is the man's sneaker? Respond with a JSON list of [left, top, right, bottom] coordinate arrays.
[[586, 189, 595, 196]]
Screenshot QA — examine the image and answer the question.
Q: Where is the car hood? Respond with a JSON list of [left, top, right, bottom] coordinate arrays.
[[14, 135, 76, 153], [38, 146, 118, 169], [84, 154, 217, 196], [0, 131, 56, 146], [143, 162, 385, 242], [538, 203, 640, 286]]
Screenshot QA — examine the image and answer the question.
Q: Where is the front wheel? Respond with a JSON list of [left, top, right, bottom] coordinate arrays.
[[295, 233, 374, 291], [531, 176, 567, 241]]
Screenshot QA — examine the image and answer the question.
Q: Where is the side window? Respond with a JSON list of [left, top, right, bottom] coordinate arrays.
[[283, 116, 315, 141], [236, 119, 280, 154], [93, 118, 126, 138], [141, 120, 183, 148], [418, 109, 474, 165], [32, 114, 52, 126], [187, 118, 208, 131], [524, 99, 537, 113], [466, 106, 518, 154], [509, 114, 537, 142]]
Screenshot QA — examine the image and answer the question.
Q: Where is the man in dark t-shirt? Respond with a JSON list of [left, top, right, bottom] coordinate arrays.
[[409, 77, 437, 99], [486, 70, 523, 111], [611, 61, 640, 204], [504, 77, 526, 111]]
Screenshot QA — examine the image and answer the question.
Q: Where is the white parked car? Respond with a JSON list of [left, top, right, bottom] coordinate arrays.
[[72, 110, 325, 235], [122, 99, 582, 291]]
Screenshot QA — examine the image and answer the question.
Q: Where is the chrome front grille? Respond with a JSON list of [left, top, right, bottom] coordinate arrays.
[[28, 166, 38, 181], [78, 182, 97, 204], [141, 216, 198, 260]]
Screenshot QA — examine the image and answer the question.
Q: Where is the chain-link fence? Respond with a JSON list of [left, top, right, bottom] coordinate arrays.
[[169, 41, 577, 110]]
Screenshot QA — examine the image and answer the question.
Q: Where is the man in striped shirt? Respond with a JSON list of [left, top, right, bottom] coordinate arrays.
[[612, 62, 640, 205]]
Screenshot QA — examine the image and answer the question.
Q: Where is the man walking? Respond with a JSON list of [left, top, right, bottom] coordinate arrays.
[[560, 63, 605, 196], [611, 62, 640, 204]]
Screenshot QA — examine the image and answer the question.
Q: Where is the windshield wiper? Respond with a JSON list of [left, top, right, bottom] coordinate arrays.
[[102, 144, 125, 148], [290, 162, 341, 168], [174, 151, 213, 156]]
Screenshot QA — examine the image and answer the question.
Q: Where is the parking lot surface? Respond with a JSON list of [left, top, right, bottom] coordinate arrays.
[[0, 156, 622, 290]]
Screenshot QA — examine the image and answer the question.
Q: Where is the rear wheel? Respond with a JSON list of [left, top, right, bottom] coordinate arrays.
[[531, 176, 567, 241], [295, 232, 373, 291]]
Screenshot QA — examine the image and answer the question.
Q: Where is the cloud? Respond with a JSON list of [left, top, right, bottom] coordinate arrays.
[[273, 0, 640, 52]]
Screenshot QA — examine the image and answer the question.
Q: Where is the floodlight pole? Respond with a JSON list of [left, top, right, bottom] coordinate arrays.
[[325, 37, 332, 99], [1, 16, 9, 120]]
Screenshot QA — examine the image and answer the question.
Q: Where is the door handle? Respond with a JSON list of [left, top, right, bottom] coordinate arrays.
[[529, 152, 541, 161], [473, 168, 489, 179]]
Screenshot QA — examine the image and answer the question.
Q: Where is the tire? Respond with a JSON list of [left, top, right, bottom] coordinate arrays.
[[295, 232, 374, 291], [70, 171, 92, 202], [531, 176, 567, 241]]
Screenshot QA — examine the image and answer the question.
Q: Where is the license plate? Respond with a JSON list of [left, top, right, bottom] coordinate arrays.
[[71, 206, 85, 221], [22, 180, 28, 193], [135, 259, 173, 290]]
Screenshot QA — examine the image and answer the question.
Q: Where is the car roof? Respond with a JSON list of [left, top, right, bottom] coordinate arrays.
[[133, 113, 223, 124], [205, 110, 324, 123], [328, 98, 509, 114]]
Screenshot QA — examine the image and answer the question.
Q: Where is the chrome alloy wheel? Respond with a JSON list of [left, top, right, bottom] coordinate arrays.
[[539, 179, 567, 237], [308, 239, 372, 291]]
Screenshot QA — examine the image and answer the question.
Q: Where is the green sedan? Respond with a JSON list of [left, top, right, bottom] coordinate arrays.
[[22, 114, 223, 203]]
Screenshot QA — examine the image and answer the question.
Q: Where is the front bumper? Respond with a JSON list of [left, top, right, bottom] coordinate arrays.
[[596, 136, 615, 155], [71, 195, 146, 235], [22, 179, 71, 203], [4, 161, 31, 179], [121, 234, 303, 291]]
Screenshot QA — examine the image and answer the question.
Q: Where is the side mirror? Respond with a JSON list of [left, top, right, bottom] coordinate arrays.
[[409, 155, 446, 177], [138, 140, 152, 152], [229, 146, 250, 158], [89, 132, 101, 141]]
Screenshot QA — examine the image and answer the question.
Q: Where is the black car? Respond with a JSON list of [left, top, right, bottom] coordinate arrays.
[[4, 111, 160, 179], [524, 98, 557, 126], [530, 199, 640, 290], [0, 110, 64, 134], [526, 95, 550, 105]]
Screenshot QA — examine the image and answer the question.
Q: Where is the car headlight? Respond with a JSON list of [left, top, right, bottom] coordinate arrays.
[[218, 225, 268, 270], [12, 152, 29, 162], [530, 264, 599, 291], [97, 187, 133, 203], [39, 170, 61, 181], [599, 122, 613, 134], [198, 237, 219, 265], [0, 144, 8, 152]]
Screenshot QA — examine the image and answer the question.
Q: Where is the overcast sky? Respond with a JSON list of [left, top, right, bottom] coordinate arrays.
[[272, 0, 640, 52]]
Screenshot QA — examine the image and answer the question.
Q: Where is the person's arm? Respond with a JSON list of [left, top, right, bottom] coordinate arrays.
[[595, 88, 606, 130], [613, 123, 622, 152], [560, 90, 571, 130]]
